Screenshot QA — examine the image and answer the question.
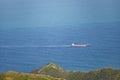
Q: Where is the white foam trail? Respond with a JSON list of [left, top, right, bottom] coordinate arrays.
[[42, 45, 70, 48]]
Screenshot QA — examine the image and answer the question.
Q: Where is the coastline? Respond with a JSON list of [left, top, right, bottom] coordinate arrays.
[[0, 62, 120, 80]]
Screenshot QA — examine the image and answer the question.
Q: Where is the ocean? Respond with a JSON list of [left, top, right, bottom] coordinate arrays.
[[0, 22, 120, 73]]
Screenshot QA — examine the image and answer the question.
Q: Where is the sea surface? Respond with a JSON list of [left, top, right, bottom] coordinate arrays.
[[0, 22, 120, 73]]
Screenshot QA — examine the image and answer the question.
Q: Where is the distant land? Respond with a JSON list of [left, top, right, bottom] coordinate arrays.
[[0, 62, 120, 80]]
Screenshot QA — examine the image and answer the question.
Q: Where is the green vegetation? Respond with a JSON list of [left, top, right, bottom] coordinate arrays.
[[0, 62, 120, 80], [31, 62, 120, 80], [31, 62, 65, 78], [0, 71, 65, 80]]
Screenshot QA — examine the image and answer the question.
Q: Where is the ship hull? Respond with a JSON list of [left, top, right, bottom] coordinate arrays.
[[71, 43, 89, 47]]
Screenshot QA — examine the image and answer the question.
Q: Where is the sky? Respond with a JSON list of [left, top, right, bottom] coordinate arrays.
[[0, 0, 120, 27]]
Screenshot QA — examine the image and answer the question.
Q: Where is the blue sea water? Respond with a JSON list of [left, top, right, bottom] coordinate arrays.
[[0, 22, 120, 73]]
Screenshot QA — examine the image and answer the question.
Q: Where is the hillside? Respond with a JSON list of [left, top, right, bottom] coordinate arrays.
[[31, 62, 66, 78], [0, 62, 120, 80], [31, 62, 120, 80], [0, 71, 65, 80]]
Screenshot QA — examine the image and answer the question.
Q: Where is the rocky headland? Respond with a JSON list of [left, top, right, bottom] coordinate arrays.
[[0, 62, 120, 80]]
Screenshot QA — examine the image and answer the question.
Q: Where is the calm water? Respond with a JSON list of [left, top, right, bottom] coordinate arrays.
[[0, 23, 120, 73]]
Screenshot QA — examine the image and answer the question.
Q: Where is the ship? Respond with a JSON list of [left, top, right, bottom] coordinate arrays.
[[71, 43, 89, 47]]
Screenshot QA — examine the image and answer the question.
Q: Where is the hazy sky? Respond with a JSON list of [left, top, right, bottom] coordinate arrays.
[[0, 0, 120, 27]]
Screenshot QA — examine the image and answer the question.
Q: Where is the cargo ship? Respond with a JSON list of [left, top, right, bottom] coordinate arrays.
[[71, 43, 89, 47]]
